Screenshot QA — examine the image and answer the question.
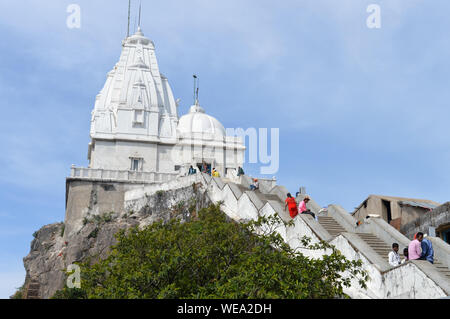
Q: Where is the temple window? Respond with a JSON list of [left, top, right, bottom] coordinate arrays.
[[133, 110, 144, 124], [130, 158, 143, 171]]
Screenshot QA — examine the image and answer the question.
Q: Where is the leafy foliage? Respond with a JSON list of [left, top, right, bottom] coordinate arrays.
[[53, 204, 368, 299], [83, 212, 115, 226], [10, 285, 24, 299]]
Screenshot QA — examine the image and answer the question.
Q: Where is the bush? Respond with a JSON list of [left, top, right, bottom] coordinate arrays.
[[83, 212, 114, 226], [52, 288, 87, 299], [88, 227, 99, 239], [10, 285, 24, 299], [53, 204, 368, 299]]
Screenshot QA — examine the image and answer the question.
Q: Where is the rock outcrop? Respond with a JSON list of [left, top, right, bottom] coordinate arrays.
[[22, 181, 211, 299]]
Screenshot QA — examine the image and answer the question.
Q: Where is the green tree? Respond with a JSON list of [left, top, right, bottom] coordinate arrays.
[[53, 204, 368, 299]]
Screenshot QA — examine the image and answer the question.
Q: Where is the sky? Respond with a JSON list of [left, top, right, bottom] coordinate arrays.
[[0, 0, 449, 298]]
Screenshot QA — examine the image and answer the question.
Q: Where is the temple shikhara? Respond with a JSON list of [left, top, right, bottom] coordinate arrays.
[[73, 26, 245, 183]]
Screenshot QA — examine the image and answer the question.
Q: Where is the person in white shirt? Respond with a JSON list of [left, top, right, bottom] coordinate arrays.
[[250, 178, 259, 191], [388, 243, 402, 267]]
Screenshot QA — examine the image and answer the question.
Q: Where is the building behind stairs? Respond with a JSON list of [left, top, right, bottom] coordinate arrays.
[[352, 195, 449, 244]]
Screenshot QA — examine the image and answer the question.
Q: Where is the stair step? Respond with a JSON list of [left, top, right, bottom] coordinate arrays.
[[364, 245, 392, 250], [367, 246, 390, 249]]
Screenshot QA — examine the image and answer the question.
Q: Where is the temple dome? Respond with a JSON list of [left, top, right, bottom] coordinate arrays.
[[177, 102, 226, 137]]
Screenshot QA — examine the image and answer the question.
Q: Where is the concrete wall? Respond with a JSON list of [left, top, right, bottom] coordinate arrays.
[[327, 204, 358, 233], [90, 139, 163, 172], [353, 196, 435, 231], [400, 206, 422, 226], [354, 197, 384, 220], [354, 196, 403, 221], [64, 178, 150, 238], [401, 202, 450, 240]]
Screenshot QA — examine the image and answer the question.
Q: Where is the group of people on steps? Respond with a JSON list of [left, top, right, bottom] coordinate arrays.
[[284, 193, 316, 220], [187, 162, 224, 177], [388, 232, 434, 267]]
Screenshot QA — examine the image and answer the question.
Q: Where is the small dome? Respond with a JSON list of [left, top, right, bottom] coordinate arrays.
[[177, 102, 226, 137], [126, 27, 154, 47]]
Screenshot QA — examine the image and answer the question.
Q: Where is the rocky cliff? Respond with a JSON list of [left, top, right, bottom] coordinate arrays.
[[22, 181, 211, 299]]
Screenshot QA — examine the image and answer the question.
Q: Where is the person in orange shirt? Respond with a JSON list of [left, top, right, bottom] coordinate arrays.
[[284, 193, 298, 218]]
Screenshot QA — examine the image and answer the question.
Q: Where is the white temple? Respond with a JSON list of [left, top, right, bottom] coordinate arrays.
[[75, 26, 245, 183]]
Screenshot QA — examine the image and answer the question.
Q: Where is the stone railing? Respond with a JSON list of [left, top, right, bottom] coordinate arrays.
[[70, 166, 179, 184], [239, 175, 277, 192]]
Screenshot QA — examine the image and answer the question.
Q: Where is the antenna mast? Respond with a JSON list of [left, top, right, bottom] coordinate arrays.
[[127, 0, 131, 37], [138, 1, 142, 28], [193, 75, 198, 104], [196, 79, 200, 102]]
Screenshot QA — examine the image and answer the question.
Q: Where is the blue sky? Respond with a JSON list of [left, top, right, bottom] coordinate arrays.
[[1, 0, 449, 298]]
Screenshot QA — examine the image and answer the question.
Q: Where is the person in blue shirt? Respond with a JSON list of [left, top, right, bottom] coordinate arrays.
[[420, 236, 434, 264], [188, 165, 196, 175]]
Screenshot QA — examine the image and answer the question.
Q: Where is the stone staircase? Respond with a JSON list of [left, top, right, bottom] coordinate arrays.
[[356, 233, 393, 261], [318, 216, 398, 263], [318, 216, 346, 237], [124, 173, 450, 298], [433, 260, 450, 279], [253, 190, 283, 204], [25, 279, 40, 299], [318, 210, 450, 280]]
